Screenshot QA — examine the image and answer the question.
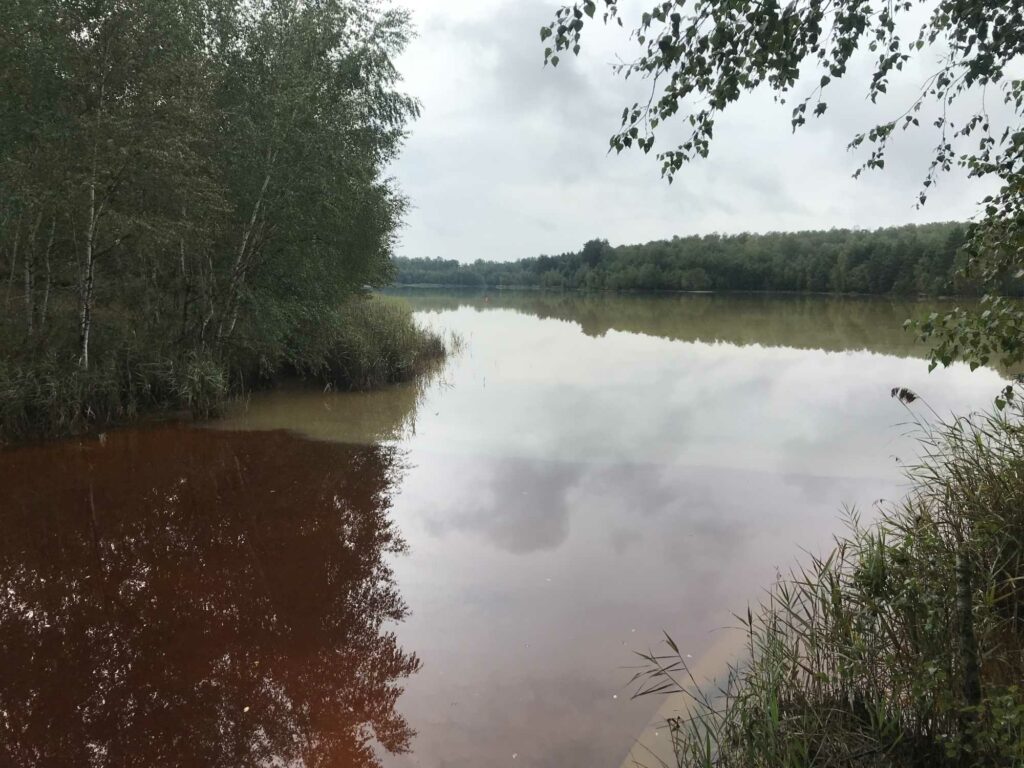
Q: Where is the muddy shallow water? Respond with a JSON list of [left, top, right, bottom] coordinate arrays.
[[0, 291, 1007, 767]]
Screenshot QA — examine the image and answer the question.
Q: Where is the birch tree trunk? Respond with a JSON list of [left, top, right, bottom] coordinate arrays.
[[6, 216, 21, 309], [179, 212, 190, 341], [40, 215, 55, 328], [218, 149, 274, 343], [79, 184, 97, 370], [24, 211, 42, 334], [80, 70, 107, 371]]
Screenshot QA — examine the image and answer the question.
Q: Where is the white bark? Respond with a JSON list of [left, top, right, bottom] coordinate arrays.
[[79, 182, 97, 370], [5, 216, 21, 308], [81, 74, 106, 370], [24, 212, 42, 334], [219, 148, 275, 342], [40, 215, 55, 328]]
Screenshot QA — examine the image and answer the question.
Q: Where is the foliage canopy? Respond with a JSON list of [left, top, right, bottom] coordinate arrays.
[[0, 0, 417, 371], [0, 0, 448, 440]]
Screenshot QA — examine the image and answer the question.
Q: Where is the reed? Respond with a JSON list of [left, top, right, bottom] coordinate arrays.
[[287, 294, 450, 391], [635, 399, 1024, 767]]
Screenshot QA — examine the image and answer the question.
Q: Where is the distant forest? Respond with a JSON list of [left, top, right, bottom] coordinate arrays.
[[395, 223, 983, 295]]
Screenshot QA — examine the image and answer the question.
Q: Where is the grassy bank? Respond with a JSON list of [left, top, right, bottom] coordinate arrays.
[[0, 295, 448, 445], [638, 401, 1024, 767]]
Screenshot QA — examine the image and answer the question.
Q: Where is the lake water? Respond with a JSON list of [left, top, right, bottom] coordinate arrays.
[[0, 291, 1008, 767]]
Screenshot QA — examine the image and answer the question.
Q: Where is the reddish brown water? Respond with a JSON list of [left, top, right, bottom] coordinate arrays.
[[0, 426, 416, 767], [0, 293, 1010, 767]]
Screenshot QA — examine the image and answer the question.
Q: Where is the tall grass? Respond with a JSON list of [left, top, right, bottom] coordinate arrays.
[[287, 294, 449, 391], [0, 347, 227, 442], [635, 400, 1024, 768], [0, 294, 449, 444]]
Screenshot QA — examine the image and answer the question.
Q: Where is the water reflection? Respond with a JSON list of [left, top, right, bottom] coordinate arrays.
[[379, 294, 1005, 767], [198, 292, 1009, 767], [390, 288, 967, 358], [1, 292, 1011, 768], [383, 453, 897, 767], [214, 378, 432, 445], [0, 427, 418, 768]]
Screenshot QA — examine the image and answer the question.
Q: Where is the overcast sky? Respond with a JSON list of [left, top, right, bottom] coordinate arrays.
[[391, 0, 998, 263]]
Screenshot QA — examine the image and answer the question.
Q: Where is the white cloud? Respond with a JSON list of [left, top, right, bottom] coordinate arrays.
[[392, 0, 1000, 262]]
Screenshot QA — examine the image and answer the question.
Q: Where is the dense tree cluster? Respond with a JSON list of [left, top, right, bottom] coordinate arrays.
[[0, 0, 415, 371], [396, 223, 978, 295]]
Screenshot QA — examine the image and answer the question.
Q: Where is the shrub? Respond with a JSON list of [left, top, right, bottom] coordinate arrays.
[[637, 400, 1024, 768], [170, 351, 229, 419]]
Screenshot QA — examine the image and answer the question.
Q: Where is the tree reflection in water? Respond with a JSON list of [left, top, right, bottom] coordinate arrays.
[[0, 426, 419, 768]]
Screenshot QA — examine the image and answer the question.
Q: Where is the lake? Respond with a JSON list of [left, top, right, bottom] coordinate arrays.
[[0, 291, 1007, 767]]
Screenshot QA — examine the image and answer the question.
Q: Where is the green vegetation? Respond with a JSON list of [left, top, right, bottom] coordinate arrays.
[[541, 4, 1024, 765], [542, 0, 1024, 371], [636, 403, 1024, 767], [0, 1, 447, 443], [395, 223, 976, 295], [286, 295, 448, 392], [0, 294, 446, 442]]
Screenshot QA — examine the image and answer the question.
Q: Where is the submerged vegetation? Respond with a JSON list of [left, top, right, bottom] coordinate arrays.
[[395, 223, 979, 295], [636, 403, 1024, 767], [0, 0, 447, 443]]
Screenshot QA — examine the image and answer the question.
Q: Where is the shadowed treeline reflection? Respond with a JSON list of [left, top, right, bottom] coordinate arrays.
[[0, 427, 418, 768], [213, 378, 431, 445], [389, 288, 965, 358]]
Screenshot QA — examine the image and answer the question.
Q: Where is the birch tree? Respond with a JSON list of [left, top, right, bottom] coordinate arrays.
[[1, 0, 417, 375]]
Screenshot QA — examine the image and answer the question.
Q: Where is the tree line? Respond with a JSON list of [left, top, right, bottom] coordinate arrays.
[[394, 223, 983, 295]]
